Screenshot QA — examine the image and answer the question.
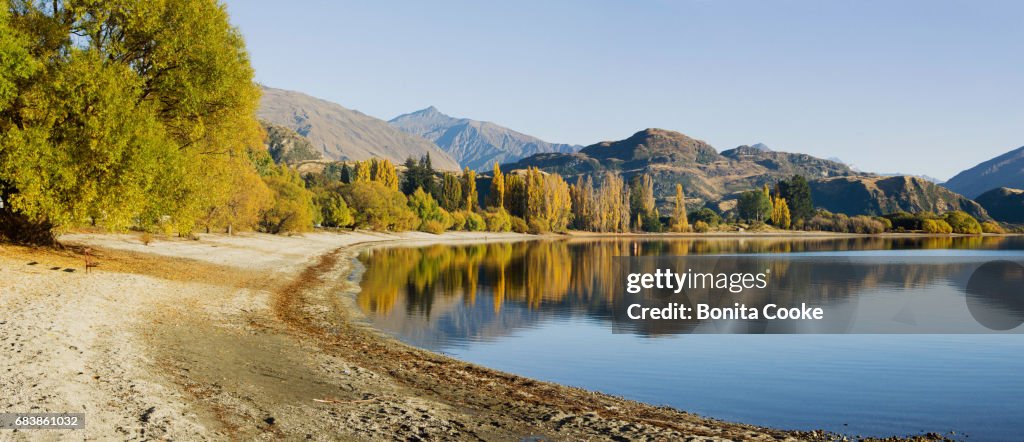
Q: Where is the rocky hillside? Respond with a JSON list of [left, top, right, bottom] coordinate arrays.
[[389, 106, 579, 171], [261, 120, 322, 165], [942, 145, 1024, 198], [810, 176, 989, 220], [503, 128, 859, 209], [258, 86, 460, 170], [974, 187, 1024, 223]]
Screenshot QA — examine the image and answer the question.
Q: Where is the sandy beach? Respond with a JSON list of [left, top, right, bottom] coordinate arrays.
[[1, 231, 934, 441]]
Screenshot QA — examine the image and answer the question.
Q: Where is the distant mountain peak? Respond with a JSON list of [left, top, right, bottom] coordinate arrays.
[[416, 105, 443, 115], [943, 145, 1024, 198], [258, 86, 460, 170], [631, 128, 692, 140], [749, 143, 772, 152], [390, 107, 582, 170]]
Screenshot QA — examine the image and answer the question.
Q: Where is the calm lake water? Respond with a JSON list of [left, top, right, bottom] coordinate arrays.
[[356, 236, 1024, 440]]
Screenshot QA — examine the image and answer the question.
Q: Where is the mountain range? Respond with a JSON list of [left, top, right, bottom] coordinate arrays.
[[257, 86, 460, 170], [255, 85, 1017, 221], [503, 128, 856, 204], [942, 145, 1024, 198], [501, 128, 988, 219], [389, 106, 581, 171]]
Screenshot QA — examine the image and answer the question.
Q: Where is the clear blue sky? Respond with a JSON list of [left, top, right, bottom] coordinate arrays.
[[223, 0, 1023, 180]]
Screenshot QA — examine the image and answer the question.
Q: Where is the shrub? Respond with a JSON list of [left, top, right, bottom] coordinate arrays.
[[510, 216, 528, 233], [420, 220, 446, 234], [689, 208, 722, 227], [260, 173, 317, 234], [922, 219, 953, 234], [850, 215, 886, 234], [641, 212, 663, 232], [484, 209, 512, 232], [408, 187, 448, 230], [981, 221, 1005, 234], [884, 211, 918, 231], [450, 211, 467, 231], [693, 220, 710, 233], [943, 211, 982, 234], [464, 211, 486, 231], [873, 216, 893, 231], [832, 213, 851, 233], [528, 218, 549, 234], [314, 187, 354, 228], [343, 181, 418, 231], [806, 215, 833, 232]]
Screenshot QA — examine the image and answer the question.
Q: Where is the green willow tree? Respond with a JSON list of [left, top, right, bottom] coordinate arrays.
[[0, 0, 264, 242]]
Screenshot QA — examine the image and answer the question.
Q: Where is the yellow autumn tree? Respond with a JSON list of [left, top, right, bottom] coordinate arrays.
[[488, 162, 505, 210], [671, 183, 689, 232], [462, 167, 478, 211], [771, 196, 792, 229]]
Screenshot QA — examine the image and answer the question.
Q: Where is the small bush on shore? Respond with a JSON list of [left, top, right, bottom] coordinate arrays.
[[981, 221, 1005, 234], [420, 220, 446, 234], [693, 220, 710, 233], [528, 218, 549, 234], [450, 211, 467, 231], [850, 216, 886, 234], [343, 181, 418, 231], [873, 216, 893, 231], [484, 209, 512, 232], [922, 219, 953, 234], [465, 212, 486, 231], [510, 216, 528, 233], [689, 208, 722, 227], [943, 211, 982, 234]]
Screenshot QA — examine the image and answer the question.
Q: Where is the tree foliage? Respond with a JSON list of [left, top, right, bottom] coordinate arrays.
[[738, 189, 772, 222], [519, 167, 571, 233], [570, 176, 596, 231], [0, 0, 265, 241], [402, 154, 436, 196], [407, 187, 450, 231], [671, 183, 689, 232], [777, 175, 814, 221], [629, 173, 656, 229], [260, 167, 316, 234], [770, 196, 791, 229], [943, 210, 982, 234], [487, 162, 504, 210], [314, 184, 354, 228], [461, 167, 478, 211], [689, 208, 721, 227], [438, 172, 462, 212], [922, 218, 953, 234], [504, 173, 527, 219], [343, 180, 417, 231]]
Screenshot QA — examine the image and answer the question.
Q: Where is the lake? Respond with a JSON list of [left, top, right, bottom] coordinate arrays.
[[355, 236, 1024, 440]]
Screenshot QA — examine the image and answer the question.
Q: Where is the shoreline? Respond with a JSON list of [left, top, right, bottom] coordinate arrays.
[[0, 231, 955, 440]]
